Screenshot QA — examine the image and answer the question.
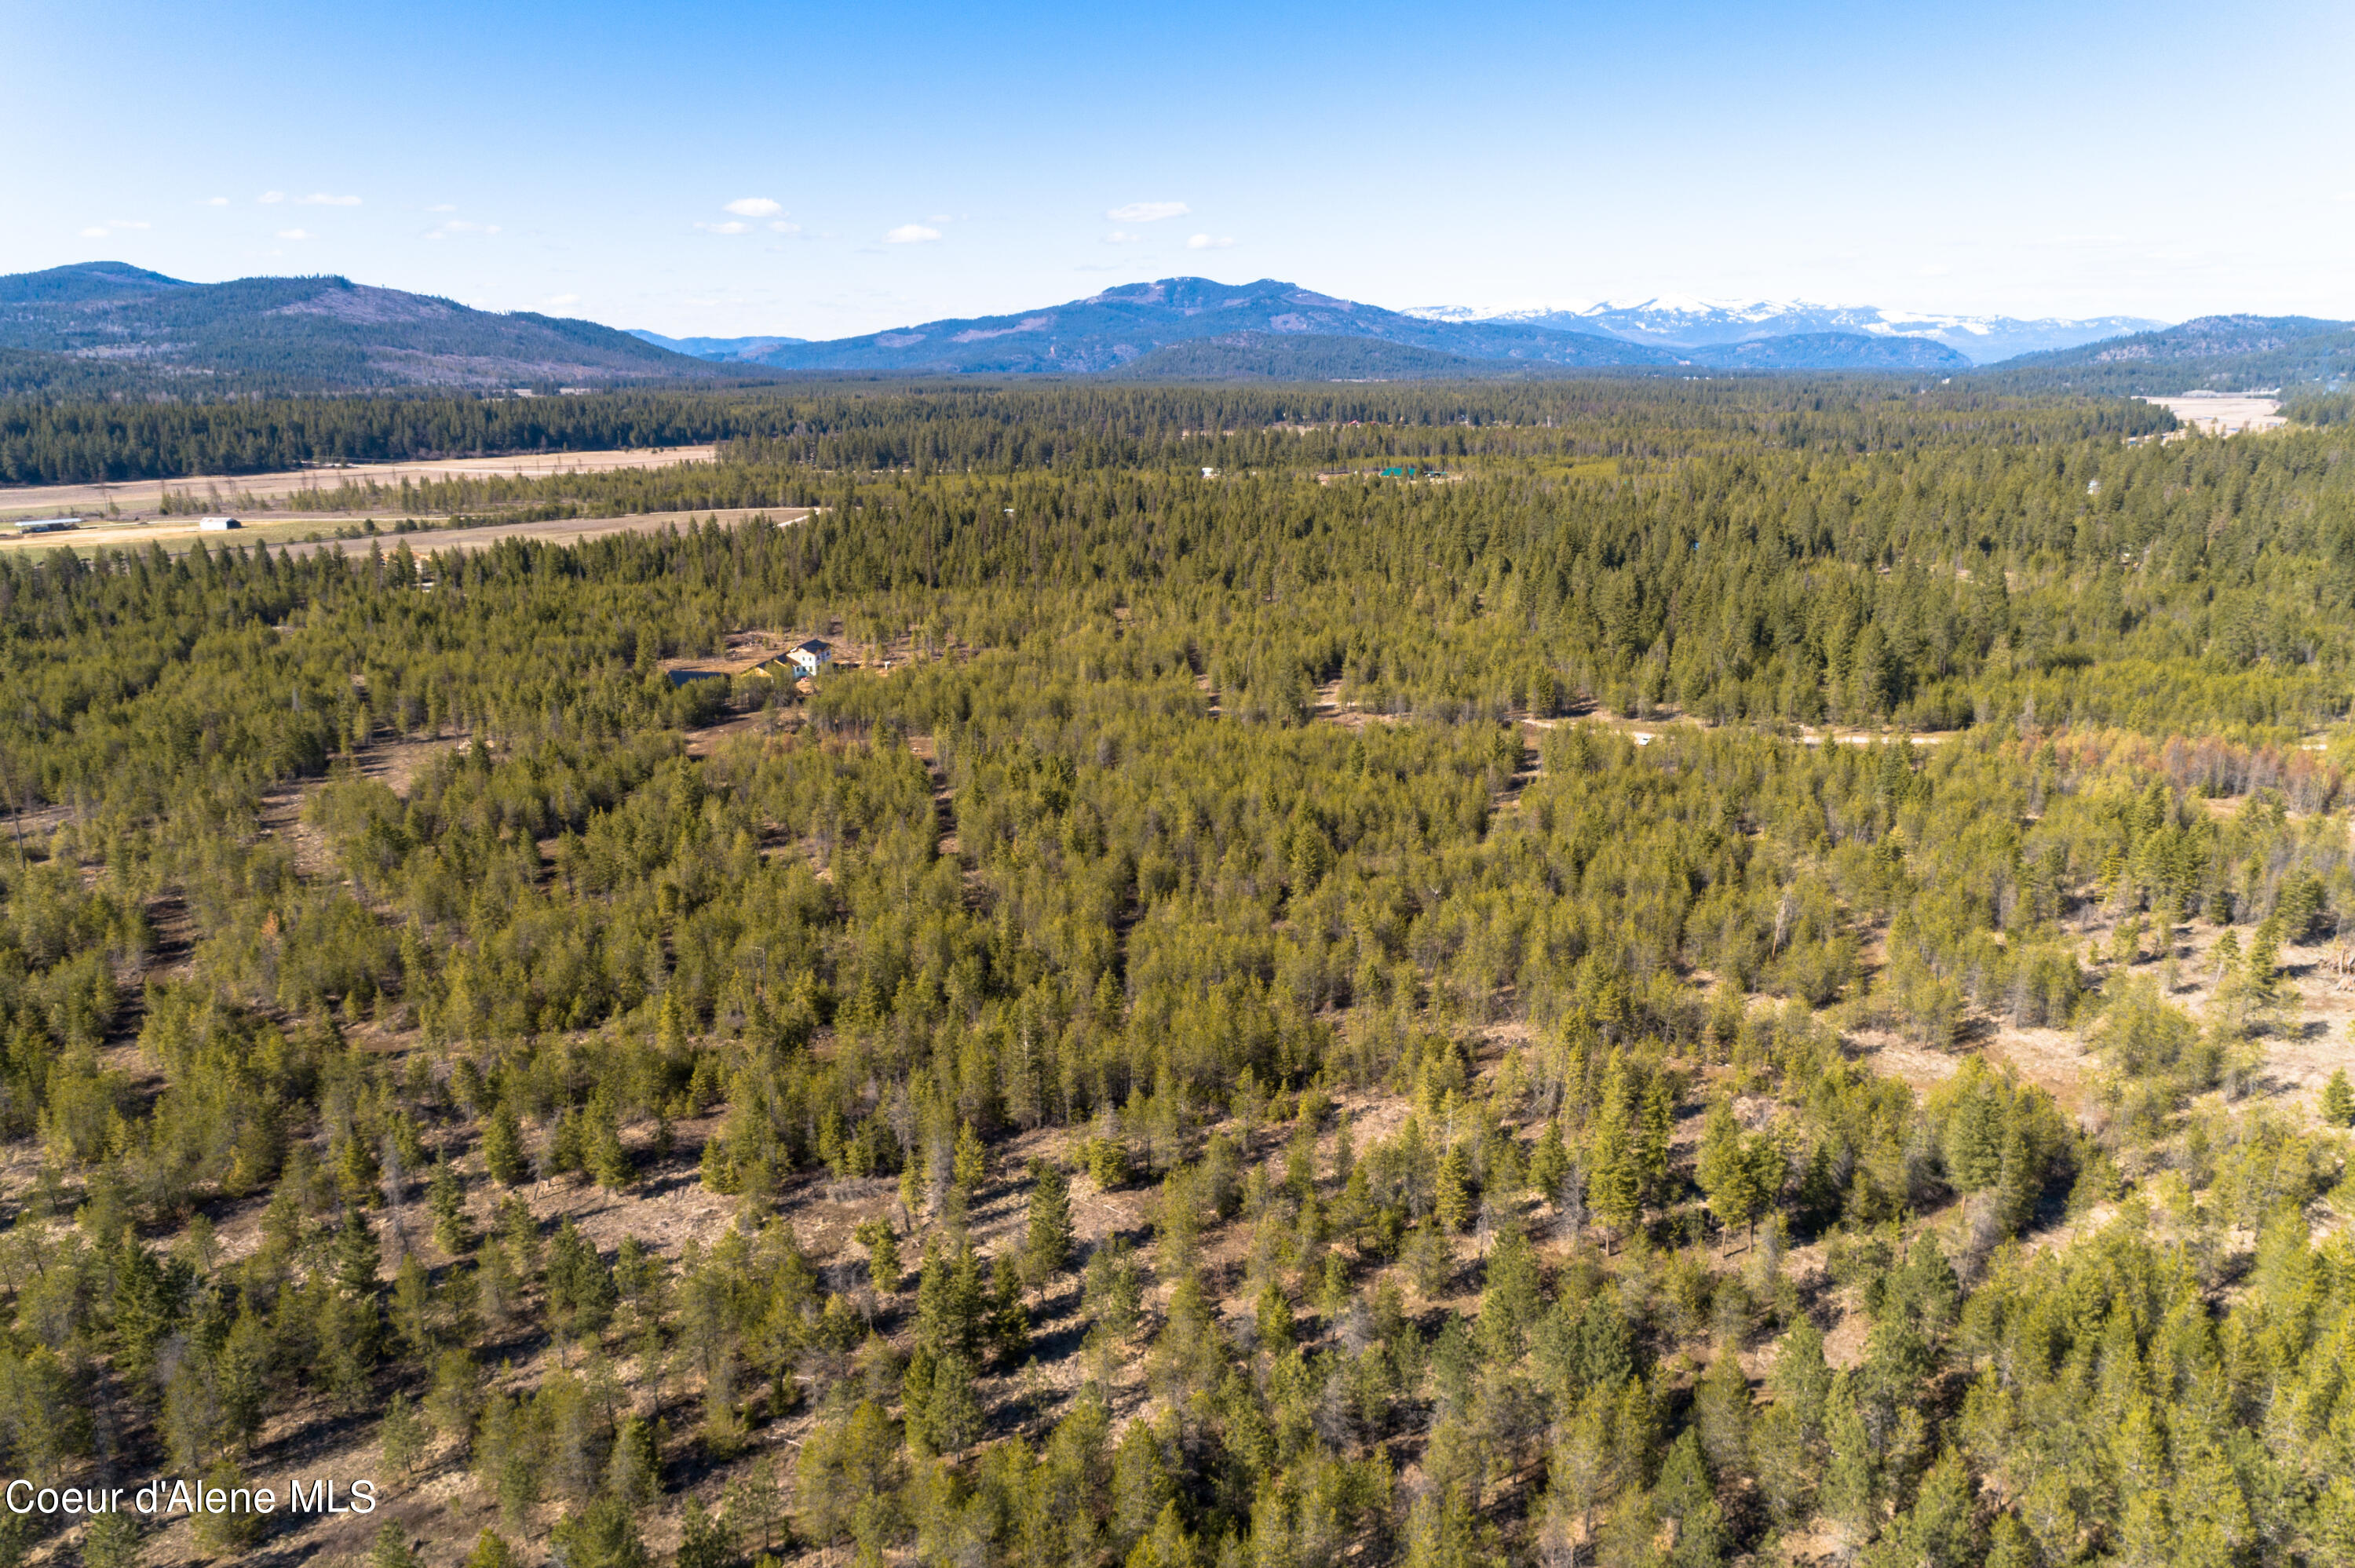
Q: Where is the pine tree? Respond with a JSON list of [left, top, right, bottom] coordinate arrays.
[[1586, 1108, 1641, 1249], [429, 1150, 472, 1253], [1823, 1373, 1879, 1546], [1638, 1079, 1675, 1202], [482, 1101, 528, 1187], [1695, 1339, 1751, 1477], [856, 1218, 902, 1295], [953, 1119, 988, 1191], [2322, 1068, 2355, 1129], [463, 1531, 520, 1568], [1655, 1429, 1726, 1568], [1433, 1143, 1471, 1234], [1528, 1118, 1569, 1204], [1023, 1158, 1075, 1291]]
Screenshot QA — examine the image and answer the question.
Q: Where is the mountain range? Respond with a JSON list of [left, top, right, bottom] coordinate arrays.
[[0, 261, 724, 394], [2, 261, 2345, 396], [1402, 297, 2164, 365]]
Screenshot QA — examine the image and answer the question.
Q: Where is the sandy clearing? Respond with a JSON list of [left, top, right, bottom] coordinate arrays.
[[2141, 395, 2284, 436], [0, 443, 717, 520]]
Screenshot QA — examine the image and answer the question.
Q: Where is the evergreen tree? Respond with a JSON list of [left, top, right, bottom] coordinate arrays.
[[1023, 1158, 1075, 1291], [483, 1101, 528, 1187], [2323, 1068, 2355, 1129]]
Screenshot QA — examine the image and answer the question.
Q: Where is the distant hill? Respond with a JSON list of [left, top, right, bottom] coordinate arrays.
[[1102, 332, 1565, 381], [1682, 332, 1972, 371], [628, 328, 809, 362], [1981, 314, 2355, 393], [739, 278, 1682, 375], [1405, 297, 2165, 365], [0, 262, 728, 395]]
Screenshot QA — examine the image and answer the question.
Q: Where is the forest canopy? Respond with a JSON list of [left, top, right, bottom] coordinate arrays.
[[0, 377, 2348, 1568]]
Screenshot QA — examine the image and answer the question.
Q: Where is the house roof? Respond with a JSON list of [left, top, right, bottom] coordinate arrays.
[[792, 639, 832, 655]]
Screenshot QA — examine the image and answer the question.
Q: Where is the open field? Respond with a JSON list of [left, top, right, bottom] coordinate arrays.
[[0, 443, 717, 523], [2141, 393, 2285, 435], [0, 505, 810, 559]]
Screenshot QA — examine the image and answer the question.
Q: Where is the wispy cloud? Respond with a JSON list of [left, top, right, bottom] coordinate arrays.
[[258, 191, 286, 204], [696, 221, 752, 235], [294, 193, 361, 206], [725, 196, 783, 218], [1109, 201, 1188, 222], [1185, 233, 1236, 250], [276, 228, 313, 240], [205, 196, 229, 207], [1104, 230, 1142, 244], [885, 224, 942, 244]]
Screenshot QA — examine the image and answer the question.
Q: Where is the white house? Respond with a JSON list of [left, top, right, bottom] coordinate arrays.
[[788, 638, 834, 677]]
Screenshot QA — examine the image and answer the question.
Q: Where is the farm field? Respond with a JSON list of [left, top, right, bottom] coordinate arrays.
[[0, 444, 717, 523], [0, 505, 811, 560]]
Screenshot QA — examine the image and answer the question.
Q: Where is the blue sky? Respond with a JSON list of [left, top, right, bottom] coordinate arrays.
[[6, 0, 2350, 337]]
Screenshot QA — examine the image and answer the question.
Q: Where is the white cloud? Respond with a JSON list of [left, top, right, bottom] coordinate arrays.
[[79, 226, 108, 238], [276, 228, 313, 240], [1104, 230, 1141, 244], [725, 197, 783, 217], [432, 220, 501, 237], [696, 221, 752, 235], [885, 224, 942, 244], [1109, 201, 1188, 222], [205, 196, 229, 206], [258, 191, 286, 204], [546, 294, 581, 307], [1185, 233, 1236, 250], [294, 192, 361, 206]]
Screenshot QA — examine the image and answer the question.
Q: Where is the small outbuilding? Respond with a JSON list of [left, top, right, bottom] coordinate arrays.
[[788, 638, 834, 677]]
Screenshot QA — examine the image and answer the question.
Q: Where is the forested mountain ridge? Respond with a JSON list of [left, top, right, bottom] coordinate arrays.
[[1679, 334, 1971, 370], [0, 262, 729, 395], [0, 380, 2350, 1568], [739, 278, 1681, 374], [629, 330, 812, 362], [1984, 314, 2355, 394]]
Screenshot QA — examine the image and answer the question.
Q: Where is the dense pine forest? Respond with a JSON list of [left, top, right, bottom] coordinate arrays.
[[1, 380, 2352, 1568]]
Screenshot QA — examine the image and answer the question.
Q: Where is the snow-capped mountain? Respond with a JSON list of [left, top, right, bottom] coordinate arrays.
[[1400, 297, 2167, 366]]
